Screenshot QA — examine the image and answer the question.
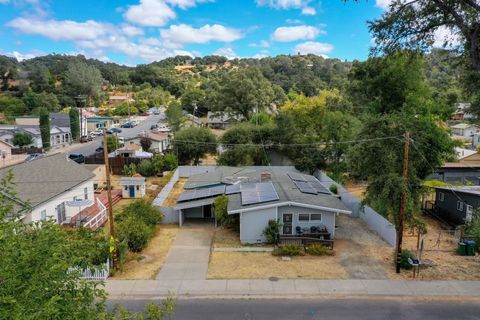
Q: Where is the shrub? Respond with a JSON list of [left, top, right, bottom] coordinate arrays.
[[306, 243, 334, 256], [262, 220, 282, 244], [399, 249, 415, 270], [137, 160, 154, 177], [272, 244, 304, 256], [214, 195, 233, 227], [329, 184, 338, 194], [117, 217, 153, 252], [163, 153, 178, 171], [123, 163, 137, 176], [117, 199, 163, 227]]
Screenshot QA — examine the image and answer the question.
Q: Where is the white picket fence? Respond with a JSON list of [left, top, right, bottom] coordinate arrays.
[[69, 259, 110, 281]]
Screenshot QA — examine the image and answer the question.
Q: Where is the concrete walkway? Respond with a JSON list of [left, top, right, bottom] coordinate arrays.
[[155, 222, 214, 280], [106, 279, 480, 299]]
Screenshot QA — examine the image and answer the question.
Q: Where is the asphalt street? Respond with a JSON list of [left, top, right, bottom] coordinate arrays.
[[64, 114, 164, 156], [107, 298, 480, 320]]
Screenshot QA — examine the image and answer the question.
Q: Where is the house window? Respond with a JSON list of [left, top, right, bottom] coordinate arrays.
[[438, 192, 444, 202], [298, 214, 309, 221], [40, 210, 46, 221], [310, 214, 322, 222], [457, 201, 464, 211], [124, 186, 128, 191], [136, 186, 139, 191], [56, 202, 66, 224], [466, 205, 474, 214], [84, 187, 88, 200]]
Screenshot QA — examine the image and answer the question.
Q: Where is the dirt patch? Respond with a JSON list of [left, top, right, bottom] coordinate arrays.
[[212, 226, 242, 248], [162, 178, 187, 207], [343, 180, 367, 201], [207, 251, 349, 279], [110, 225, 179, 280], [112, 199, 136, 215], [200, 153, 218, 165]]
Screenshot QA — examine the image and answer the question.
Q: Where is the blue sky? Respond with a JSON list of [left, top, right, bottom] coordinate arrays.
[[0, 0, 391, 65]]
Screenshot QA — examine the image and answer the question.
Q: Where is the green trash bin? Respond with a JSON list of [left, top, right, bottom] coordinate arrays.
[[465, 240, 477, 256], [458, 242, 466, 256]]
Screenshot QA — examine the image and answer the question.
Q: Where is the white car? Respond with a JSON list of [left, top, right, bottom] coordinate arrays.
[[157, 125, 171, 132], [91, 129, 103, 136], [117, 137, 125, 145]]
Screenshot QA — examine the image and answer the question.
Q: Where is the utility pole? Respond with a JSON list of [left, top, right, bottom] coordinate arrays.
[[396, 130, 410, 273], [102, 128, 117, 270]]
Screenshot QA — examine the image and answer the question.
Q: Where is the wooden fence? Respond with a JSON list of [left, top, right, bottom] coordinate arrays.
[[279, 236, 334, 249], [84, 155, 144, 175], [11, 147, 43, 155]]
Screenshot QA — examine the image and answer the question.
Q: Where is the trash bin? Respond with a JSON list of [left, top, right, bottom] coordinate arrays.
[[465, 240, 477, 256], [458, 242, 466, 256]]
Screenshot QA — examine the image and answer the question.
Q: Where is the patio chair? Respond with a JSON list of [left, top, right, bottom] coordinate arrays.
[[296, 226, 303, 235], [310, 226, 318, 233]]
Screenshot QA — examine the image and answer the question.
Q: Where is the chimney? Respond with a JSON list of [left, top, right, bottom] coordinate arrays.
[[261, 172, 272, 182]]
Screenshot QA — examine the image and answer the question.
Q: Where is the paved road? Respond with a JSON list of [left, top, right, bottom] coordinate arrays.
[[64, 115, 164, 156], [107, 298, 480, 320]]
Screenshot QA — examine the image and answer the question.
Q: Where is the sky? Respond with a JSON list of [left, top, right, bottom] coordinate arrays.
[[0, 0, 393, 65]]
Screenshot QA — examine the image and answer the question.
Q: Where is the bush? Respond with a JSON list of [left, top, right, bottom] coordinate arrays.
[[137, 160, 154, 177], [399, 250, 415, 270], [117, 199, 163, 227], [123, 163, 137, 176], [329, 184, 338, 194], [272, 244, 304, 256], [214, 195, 234, 227], [306, 243, 334, 256], [262, 220, 282, 244], [117, 217, 153, 252]]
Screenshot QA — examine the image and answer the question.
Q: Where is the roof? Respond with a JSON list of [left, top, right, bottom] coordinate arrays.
[[455, 147, 477, 160], [178, 166, 349, 214], [451, 123, 478, 129], [144, 132, 169, 142], [120, 177, 146, 185], [441, 162, 480, 169], [434, 185, 480, 197], [207, 111, 244, 124], [0, 139, 14, 148], [119, 144, 142, 152], [0, 153, 95, 209]]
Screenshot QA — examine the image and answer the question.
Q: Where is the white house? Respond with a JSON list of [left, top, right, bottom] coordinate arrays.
[[452, 103, 477, 121], [451, 123, 480, 138], [127, 133, 170, 154], [120, 177, 146, 198], [0, 139, 13, 162], [0, 153, 96, 224]]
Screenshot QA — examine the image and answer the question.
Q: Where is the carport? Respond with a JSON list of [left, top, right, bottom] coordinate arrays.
[[174, 198, 216, 227]]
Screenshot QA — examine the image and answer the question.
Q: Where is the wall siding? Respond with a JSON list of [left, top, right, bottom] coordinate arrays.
[[277, 205, 337, 238], [435, 189, 479, 225], [240, 207, 277, 243]]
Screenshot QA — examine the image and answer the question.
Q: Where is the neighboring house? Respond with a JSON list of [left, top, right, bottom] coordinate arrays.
[[182, 112, 204, 128], [86, 117, 114, 132], [171, 166, 350, 243], [108, 95, 134, 105], [127, 133, 170, 154], [452, 103, 477, 121], [0, 125, 71, 149], [110, 143, 153, 159], [120, 177, 146, 198], [455, 147, 479, 162], [430, 162, 480, 185], [433, 186, 480, 224], [207, 112, 244, 129], [450, 123, 480, 138], [83, 164, 107, 190], [0, 139, 13, 161], [0, 154, 96, 224]]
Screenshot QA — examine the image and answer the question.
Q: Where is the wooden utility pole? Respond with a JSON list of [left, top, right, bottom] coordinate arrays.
[[396, 130, 410, 273], [102, 128, 117, 270]]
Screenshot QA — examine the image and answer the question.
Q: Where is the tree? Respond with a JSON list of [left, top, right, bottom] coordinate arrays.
[[165, 101, 185, 132], [106, 135, 119, 153], [69, 108, 80, 141], [39, 107, 50, 150], [173, 127, 217, 164], [140, 137, 152, 152], [181, 87, 207, 116], [64, 61, 102, 104], [12, 132, 33, 147], [28, 62, 54, 92], [0, 96, 27, 117], [22, 91, 61, 113], [112, 102, 139, 116]]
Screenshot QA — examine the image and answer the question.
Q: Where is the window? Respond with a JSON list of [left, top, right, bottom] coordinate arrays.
[[136, 186, 139, 191], [84, 187, 88, 200], [124, 186, 128, 191], [56, 202, 66, 224], [298, 214, 309, 221], [310, 214, 322, 222], [438, 192, 444, 202], [40, 210, 46, 221], [466, 205, 474, 214], [457, 201, 464, 211]]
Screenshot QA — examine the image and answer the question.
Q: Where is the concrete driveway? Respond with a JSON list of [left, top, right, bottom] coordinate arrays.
[[156, 221, 214, 280]]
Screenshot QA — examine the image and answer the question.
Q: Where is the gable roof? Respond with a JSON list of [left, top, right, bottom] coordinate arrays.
[[451, 123, 478, 130], [0, 153, 95, 209], [455, 147, 477, 160], [207, 111, 244, 124], [434, 185, 480, 197]]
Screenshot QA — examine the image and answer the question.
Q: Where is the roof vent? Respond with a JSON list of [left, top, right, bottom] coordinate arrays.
[[261, 172, 272, 182]]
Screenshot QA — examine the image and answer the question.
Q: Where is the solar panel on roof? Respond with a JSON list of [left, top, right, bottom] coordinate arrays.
[[309, 180, 331, 194], [225, 184, 241, 194], [178, 185, 227, 202], [293, 180, 318, 194], [287, 172, 307, 182], [240, 182, 279, 205], [177, 190, 196, 202], [209, 185, 226, 197]]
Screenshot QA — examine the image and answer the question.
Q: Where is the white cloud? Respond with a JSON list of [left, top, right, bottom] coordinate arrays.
[[376, 0, 393, 10], [294, 41, 334, 56], [433, 26, 461, 48], [165, 0, 213, 10], [160, 24, 243, 47], [7, 50, 41, 61], [121, 25, 144, 37], [301, 6, 316, 15], [124, 0, 176, 27], [8, 18, 113, 41], [286, 19, 304, 24], [249, 40, 270, 48], [213, 47, 237, 59], [272, 25, 322, 42]]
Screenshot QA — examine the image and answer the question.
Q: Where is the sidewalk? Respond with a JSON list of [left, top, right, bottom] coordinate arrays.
[[106, 279, 480, 299]]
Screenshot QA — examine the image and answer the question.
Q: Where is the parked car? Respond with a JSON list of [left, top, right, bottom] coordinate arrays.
[[106, 129, 114, 135], [25, 153, 42, 161], [68, 154, 85, 164], [91, 129, 103, 136], [95, 146, 104, 153], [110, 128, 122, 133], [140, 112, 150, 116], [80, 135, 93, 143], [157, 125, 171, 132], [150, 124, 158, 130], [121, 122, 134, 128], [117, 137, 125, 145]]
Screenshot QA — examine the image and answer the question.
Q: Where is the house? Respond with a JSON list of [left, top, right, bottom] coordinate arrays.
[[127, 133, 170, 154], [433, 186, 480, 224], [110, 143, 153, 159], [452, 103, 477, 121], [207, 112, 244, 129], [0, 139, 13, 161], [182, 112, 204, 128], [120, 177, 146, 198], [430, 162, 480, 185], [171, 166, 350, 243], [450, 123, 480, 138], [0, 153, 96, 224], [108, 95, 134, 105], [86, 117, 114, 132]]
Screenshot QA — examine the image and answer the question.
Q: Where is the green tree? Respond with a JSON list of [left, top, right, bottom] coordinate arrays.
[[165, 101, 185, 132], [12, 132, 33, 147], [173, 127, 217, 164], [39, 107, 50, 150], [64, 61, 102, 104], [22, 91, 61, 113], [0, 95, 27, 117], [140, 137, 152, 152], [69, 108, 80, 141], [28, 62, 54, 92], [181, 87, 207, 116], [106, 135, 119, 152]]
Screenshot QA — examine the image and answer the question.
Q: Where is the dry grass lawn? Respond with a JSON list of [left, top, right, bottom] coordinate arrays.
[[208, 251, 349, 279], [212, 226, 242, 248], [111, 225, 179, 280]]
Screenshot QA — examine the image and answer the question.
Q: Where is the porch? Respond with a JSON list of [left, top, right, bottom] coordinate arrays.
[[279, 230, 334, 250], [70, 190, 122, 230]]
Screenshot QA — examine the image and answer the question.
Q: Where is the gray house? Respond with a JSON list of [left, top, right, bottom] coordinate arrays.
[[429, 162, 480, 185], [433, 186, 480, 225], [174, 167, 350, 243]]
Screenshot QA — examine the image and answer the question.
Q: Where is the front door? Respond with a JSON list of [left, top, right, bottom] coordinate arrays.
[[129, 185, 135, 197], [282, 213, 293, 235], [203, 204, 212, 218]]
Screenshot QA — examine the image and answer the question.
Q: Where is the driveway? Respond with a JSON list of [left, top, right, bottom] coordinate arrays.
[[156, 221, 214, 280]]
